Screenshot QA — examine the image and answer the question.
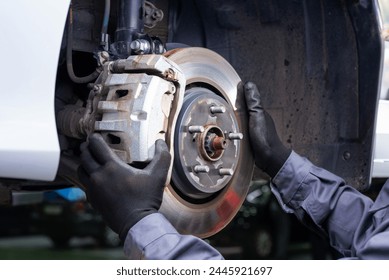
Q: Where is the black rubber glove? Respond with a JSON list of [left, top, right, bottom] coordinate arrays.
[[244, 82, 291, 178], [78, 133, 171, 240]]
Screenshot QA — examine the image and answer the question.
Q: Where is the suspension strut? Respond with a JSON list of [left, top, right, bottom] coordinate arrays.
[[112, 0, 164, 58], [113, 0, 144, 58]]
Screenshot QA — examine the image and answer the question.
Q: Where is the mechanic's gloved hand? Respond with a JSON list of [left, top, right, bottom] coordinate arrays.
[[78, 133, 171, 240], [244, 82, 291, 178]]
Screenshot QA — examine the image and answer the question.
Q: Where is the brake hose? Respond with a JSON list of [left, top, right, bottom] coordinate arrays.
[[102, 0, 111, 35]]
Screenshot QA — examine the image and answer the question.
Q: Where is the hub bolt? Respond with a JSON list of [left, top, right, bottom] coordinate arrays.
[[194, 165, 210, 173], [188, 126, 205, 133], [219, 168, 234, 176], [210, 106, 226, 114], [228, 132, 243, 140]]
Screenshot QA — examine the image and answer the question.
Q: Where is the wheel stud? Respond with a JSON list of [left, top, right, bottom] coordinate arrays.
[[194, 165, 210, 173], [219, 168, 234, 176], [210, 106, 226, 114], [188, 125, 205, 133], [228, 132, 243, 140]]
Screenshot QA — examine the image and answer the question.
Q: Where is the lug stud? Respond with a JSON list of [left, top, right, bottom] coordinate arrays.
[[219, 168, 234, 176], [188, 126, 205, 133], [228, 132, 243, 140], [210, 106, 226, 114], [194, 165, 210, 173]]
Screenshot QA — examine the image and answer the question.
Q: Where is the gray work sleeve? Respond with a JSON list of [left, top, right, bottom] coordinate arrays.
[[271, 151, 389, 259], [122, 213, 224, 260]]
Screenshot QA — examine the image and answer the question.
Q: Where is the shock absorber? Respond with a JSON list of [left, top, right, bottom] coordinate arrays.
[[112, 0, 164, 58], [113, 0, 145, 58]]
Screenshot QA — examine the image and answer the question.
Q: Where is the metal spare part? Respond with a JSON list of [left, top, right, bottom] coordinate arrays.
[[160, 47, 255, 238], [172, 88, 239, 198], [92, 54, 185, 164], [144, 1, 164, 29]]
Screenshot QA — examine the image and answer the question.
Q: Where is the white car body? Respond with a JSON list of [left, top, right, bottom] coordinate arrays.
[[0, 0, 70, 180], [372, 40, 389, 178], [373, 100, 389, 178]]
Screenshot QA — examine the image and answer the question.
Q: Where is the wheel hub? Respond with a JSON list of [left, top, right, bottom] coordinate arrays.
[[172, 88, 241, 199]]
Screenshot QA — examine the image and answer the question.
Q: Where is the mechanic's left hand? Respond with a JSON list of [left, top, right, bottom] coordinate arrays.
[[78, 133, 171, 240]]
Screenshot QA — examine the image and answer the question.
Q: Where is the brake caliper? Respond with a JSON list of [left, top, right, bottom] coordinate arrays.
[[89, 55, 185, 164]]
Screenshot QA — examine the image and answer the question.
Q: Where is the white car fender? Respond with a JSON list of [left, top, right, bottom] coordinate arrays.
[[373, 100, 389, 178], [0, 0, 70, 180]]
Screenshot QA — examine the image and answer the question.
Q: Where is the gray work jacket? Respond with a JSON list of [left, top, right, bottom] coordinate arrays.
[[123, 151, 389, 259]]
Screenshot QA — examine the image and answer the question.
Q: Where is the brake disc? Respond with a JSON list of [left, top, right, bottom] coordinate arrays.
[[160, 48, 254, 238]]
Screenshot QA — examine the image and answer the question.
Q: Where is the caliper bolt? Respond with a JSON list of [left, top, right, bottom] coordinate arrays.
[[219, 168, 234, 176], [210, 106, 226, 114], [93, 84, 102, 93], [228, 133, 243, 140], [188, 126, 205, 133], [170, 84, 176, 94], [164, 68, 176, 80], [101, 51, 110, 61], [194, 165, 210, 173]]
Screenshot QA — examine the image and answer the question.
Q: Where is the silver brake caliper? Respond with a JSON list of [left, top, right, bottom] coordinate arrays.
[[91, 55, 185, 164]]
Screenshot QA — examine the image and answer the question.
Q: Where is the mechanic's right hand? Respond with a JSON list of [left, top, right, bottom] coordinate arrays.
[[78, 133, 171, 241], [244, 82, 291, 178]]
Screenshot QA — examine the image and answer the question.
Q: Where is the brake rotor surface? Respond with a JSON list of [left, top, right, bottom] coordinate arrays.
[[160, 47, 254, 238]]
